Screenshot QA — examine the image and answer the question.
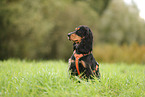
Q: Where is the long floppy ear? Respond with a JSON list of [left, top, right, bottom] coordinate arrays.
[[77, 26, 93, 54]]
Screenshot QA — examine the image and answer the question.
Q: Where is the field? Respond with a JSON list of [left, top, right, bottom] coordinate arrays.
[[0, 60, 145, 97]]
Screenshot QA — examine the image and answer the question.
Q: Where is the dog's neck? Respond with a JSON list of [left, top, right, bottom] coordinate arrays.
[[73, 42, 92, 54]]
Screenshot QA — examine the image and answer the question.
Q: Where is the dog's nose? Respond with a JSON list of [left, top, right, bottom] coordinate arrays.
[[68, 31, 75, 36], [68, 31, 76, 40], [68, 33, 71, 40], [68, 33, 71, 37]]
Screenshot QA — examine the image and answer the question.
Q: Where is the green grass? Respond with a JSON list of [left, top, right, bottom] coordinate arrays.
[[0, 59, 145, 97]]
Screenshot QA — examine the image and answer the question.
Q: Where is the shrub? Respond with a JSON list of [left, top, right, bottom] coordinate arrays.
[[93, 43, 145, 64]]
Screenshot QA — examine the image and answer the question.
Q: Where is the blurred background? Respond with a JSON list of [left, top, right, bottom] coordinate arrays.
[[0, 0, 145, 64]]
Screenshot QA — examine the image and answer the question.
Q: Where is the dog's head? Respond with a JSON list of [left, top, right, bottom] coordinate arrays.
[[68, 25, 93, 54], [68, 25, 90, 43]]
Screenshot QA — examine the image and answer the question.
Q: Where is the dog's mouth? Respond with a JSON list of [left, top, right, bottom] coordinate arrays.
[[68, 37, 81, 44], [67, 37, 80, 44], [73, 40, 80, 44]]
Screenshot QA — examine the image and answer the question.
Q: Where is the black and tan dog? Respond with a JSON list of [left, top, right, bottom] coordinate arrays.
[[68, 25, 100, 79]]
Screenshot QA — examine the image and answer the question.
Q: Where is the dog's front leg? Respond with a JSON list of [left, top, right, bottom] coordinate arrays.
[[85, 62, 95, 78], [68, 58, 72, 71], [80, 60, 86, 68]]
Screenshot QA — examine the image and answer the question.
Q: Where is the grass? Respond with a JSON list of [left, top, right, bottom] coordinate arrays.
[[0, 59, 145, 97]]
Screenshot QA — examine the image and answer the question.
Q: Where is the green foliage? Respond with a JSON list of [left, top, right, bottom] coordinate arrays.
[[0, 60, 145, 96], [0, 0, 100, 60], [72, 0, 111, 15], [97, 0, 145, 45], [0, 0, 145, 62]]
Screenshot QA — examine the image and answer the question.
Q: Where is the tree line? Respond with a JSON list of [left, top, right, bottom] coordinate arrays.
[[0, 0, 145, 61]]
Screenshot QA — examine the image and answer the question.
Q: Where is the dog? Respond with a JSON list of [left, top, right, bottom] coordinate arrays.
[[67, 25, 100, 79]]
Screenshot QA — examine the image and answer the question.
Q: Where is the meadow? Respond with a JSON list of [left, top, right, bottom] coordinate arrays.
[[0, 59, 145, 97]]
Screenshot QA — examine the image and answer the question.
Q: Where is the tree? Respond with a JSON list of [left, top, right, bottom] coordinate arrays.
[[72, 0, 111, 15], [97, 0, 145, 45], [0, 0, 145, 60]]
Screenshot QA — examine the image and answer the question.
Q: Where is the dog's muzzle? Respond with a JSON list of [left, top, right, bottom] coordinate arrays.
[[68, 31, 75, 40]]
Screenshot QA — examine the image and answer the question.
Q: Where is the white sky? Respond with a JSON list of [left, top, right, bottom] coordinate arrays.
[[124, 0, 145, 20]]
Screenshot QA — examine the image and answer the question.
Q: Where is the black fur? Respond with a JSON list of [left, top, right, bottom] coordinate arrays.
[[68, 25, 100, 79]]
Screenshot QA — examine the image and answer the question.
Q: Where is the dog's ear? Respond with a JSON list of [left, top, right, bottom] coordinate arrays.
[[77, 26, 93, 54]]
